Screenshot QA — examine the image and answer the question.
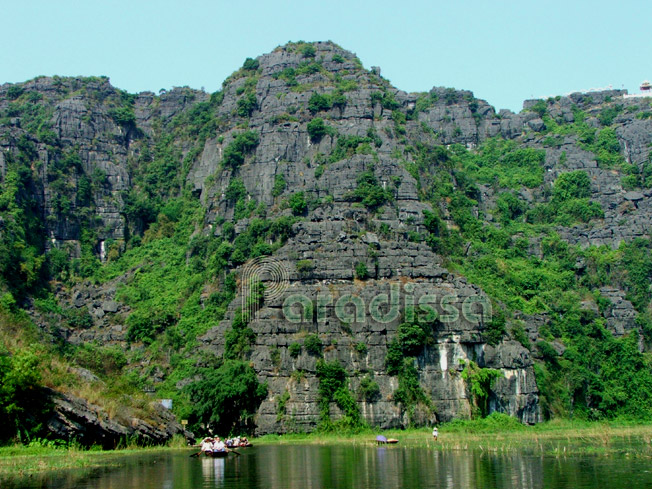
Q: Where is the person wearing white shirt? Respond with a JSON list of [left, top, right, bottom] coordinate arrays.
[[201, 438, 214, 454], [213, 437, 226, 452]]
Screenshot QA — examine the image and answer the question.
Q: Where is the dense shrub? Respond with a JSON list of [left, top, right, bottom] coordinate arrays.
[[184, 359, 267, 435], [346, 165, 393, 210], [307, 117, 328, 142], [553, 170, 591, 200], [289, 342, 301, 358], [0, 347, 50, 441], [242, 58, 259, 70], [354, 262, 369, 280], [358, 374, 380, 402], [396, 322, 429, 356], [315, 359, 362, 428], [308, 93, 332, 113], [288, 192, 307, 215], [236, 93, 258, 117], [272, 174, 286, 197], [304, 334, 323, 356], [222, 131, 260, 170], [109, 105, 136, 128], [461, 361, 501, 417]]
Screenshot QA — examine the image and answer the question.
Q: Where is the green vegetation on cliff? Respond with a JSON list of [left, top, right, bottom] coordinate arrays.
[[1, 44, 652, 447]]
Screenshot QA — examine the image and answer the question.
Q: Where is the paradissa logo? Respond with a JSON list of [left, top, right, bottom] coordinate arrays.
[[240, 257, 290, 320], [239, 258, 492, 325], [281, 282, 492, 325]]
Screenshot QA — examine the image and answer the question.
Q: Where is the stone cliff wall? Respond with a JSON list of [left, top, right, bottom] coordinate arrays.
[[2, 41, 651, 435]]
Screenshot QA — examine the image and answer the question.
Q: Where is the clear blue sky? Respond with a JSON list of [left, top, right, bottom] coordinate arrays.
[[2, 0, 650, 112]]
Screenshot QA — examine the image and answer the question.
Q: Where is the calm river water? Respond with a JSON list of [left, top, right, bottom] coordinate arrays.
[[6, 444, 652, 489]]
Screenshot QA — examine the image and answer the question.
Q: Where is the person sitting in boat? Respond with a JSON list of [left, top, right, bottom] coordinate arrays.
[[201, 437, 214, 455], [225, 438, 234, 448], [232, 436, 240, 447], [213, 437, 226, 452]]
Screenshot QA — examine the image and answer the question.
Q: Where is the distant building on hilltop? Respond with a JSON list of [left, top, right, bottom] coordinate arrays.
[[623, 80, 651, 99]]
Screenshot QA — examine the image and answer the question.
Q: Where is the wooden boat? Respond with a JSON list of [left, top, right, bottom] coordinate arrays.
[[231, 442, 253, 448], [206, 450, 228, 458], [375, 435, 399, 445]]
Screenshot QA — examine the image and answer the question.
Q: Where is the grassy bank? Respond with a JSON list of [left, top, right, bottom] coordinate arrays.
[[3, 417, 652, 480], [0, 436, 190, 480], [255, 415, 652, 457]]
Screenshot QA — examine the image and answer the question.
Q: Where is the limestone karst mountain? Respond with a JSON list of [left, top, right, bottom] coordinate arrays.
[[1, 41, 651, 442]]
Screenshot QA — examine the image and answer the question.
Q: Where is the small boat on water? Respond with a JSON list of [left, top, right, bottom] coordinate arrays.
[[375, 435, 399, 445], [229, 442, 253, 448], [206, 450, 229, 458]]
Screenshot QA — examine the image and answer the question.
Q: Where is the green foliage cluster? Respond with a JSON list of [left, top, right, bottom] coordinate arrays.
[[384, 321, 434, 424], [535, 316, 652, 420], [527, 171, 604, 226], [0, 140, 46, 299], [303, 334, 323, 356], [242, 58, 259, 71], [224, 308, 257, 359], [222, 131, 260, 170], [108, 105, 136, 129], [236, 93, 258, 117], [0, 346, 49, 442], [386, 322, 431, 375], [357, 373, 380, 402], [329, 134, 376, 163], [308, 91, 347, 114], [459, 139, 546, 189], [300, 44, 316, 58], [393, 359, 432, 420], [1, 89, 53, 135], [345, 165, 393, 210], [289, 342, 301, 358], [588, 128, 625, 167], [276, 390, 291, 422], [354, 262, 369, 280], [621, 161, 652, 189], [598, 105, 623, 126], [272, 174, 286, 197], [296, 259, 314, 276], [307, 117, 331, 142], [272, 60, 325, 87], [528, 100, 548, 118], [461, 361, 501, 418], [370, 90, 400, 110], [315, 359, 363, 430], [288, 192, 308, 215], [183, 358, 267, 435], [412, 91, 439, 115], [540, 108, 625, 169]]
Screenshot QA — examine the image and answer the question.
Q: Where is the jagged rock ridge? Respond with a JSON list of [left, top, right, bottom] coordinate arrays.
[[1, 41, 651, 437]]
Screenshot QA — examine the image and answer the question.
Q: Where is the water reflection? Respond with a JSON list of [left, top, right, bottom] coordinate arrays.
[[4, 445, 652, 489], [201, 457, 225, 487]]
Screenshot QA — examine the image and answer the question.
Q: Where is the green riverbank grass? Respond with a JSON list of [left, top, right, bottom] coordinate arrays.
[[256, 415, 652, 457], [0, 435, 191, 480], [3, 417, 652, 480]]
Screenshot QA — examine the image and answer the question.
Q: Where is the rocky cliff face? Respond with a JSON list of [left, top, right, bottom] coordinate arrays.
[[2, 41, 651, 437]]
